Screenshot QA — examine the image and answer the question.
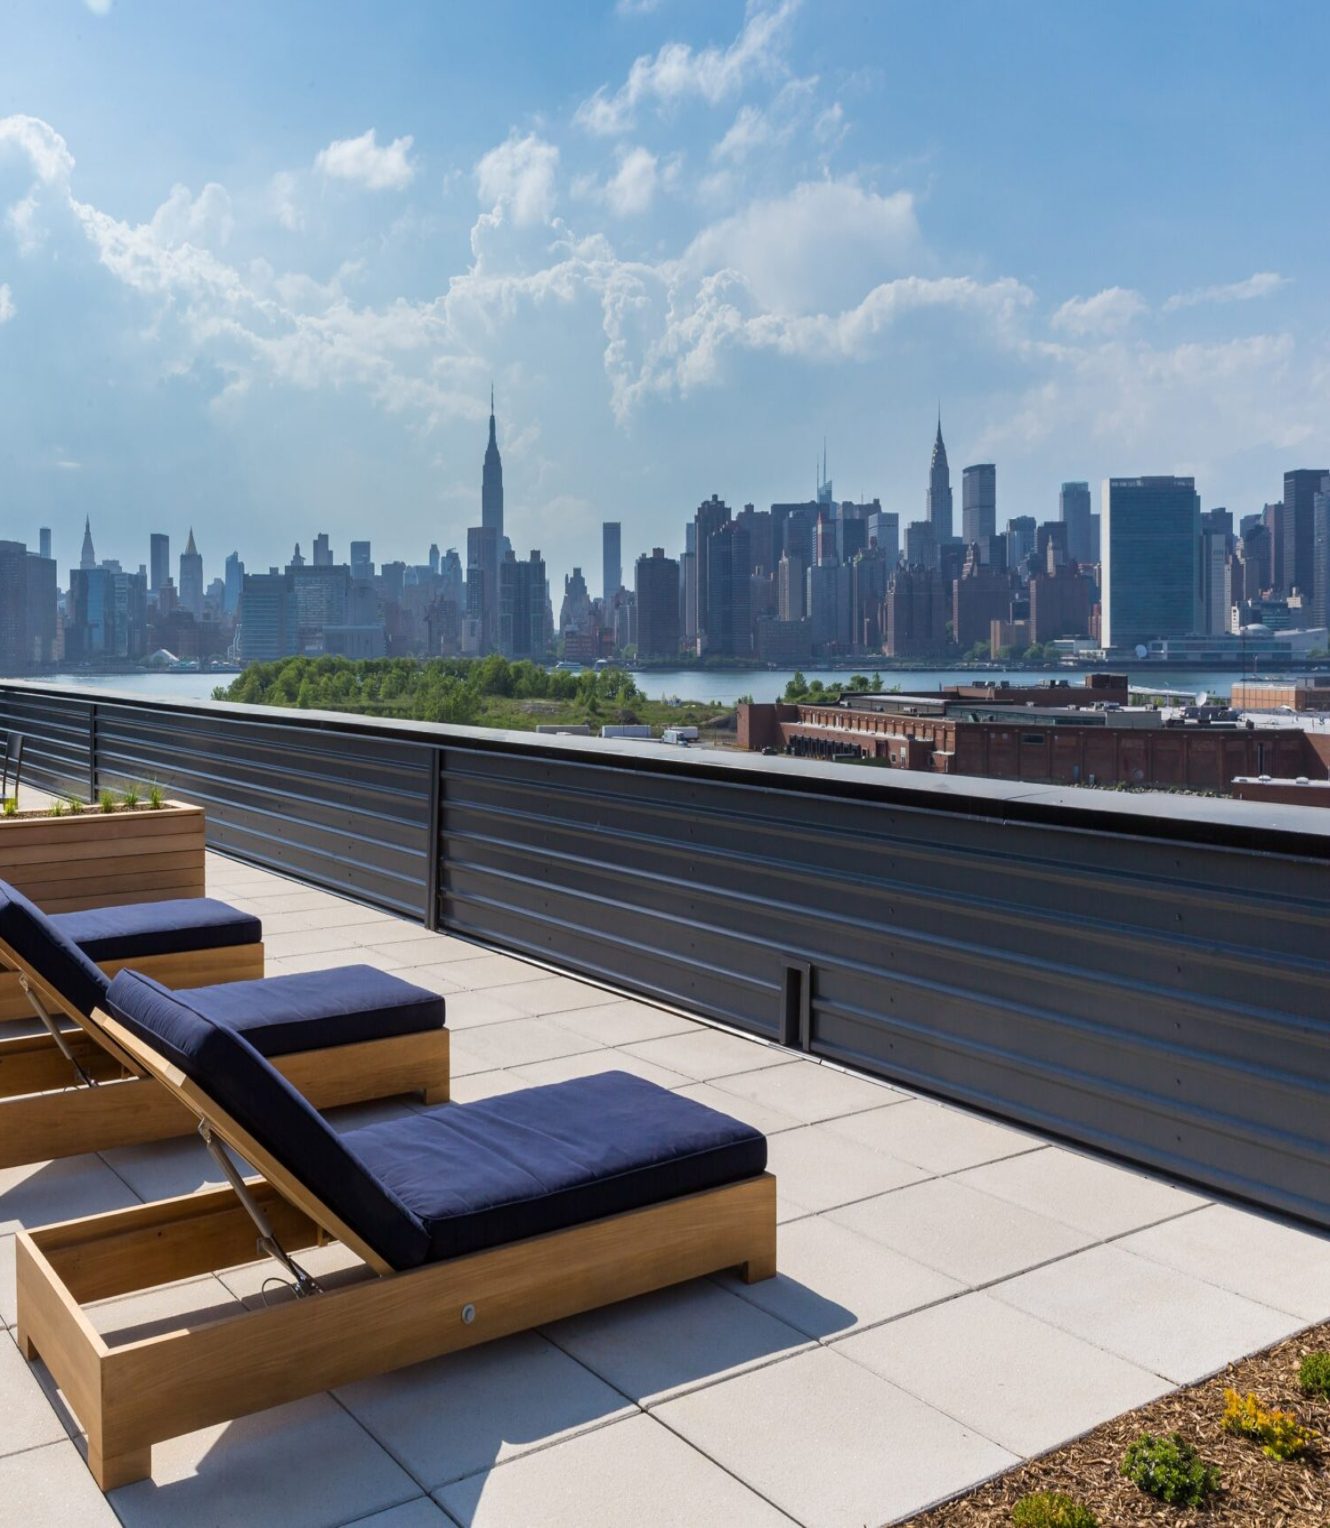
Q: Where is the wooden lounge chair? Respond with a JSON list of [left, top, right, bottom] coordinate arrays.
[[17, 968, 776, 1491], [0, 882, 450, 1166], [0, 883, 267, 1023]]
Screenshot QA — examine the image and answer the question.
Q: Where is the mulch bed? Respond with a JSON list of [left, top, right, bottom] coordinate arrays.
[[904, 1321, 1330, 1525]]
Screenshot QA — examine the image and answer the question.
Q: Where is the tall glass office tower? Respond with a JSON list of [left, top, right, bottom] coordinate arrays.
[[1101, 477, 1200, 649]]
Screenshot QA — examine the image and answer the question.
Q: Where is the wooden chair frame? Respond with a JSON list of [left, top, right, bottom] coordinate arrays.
[[16, 1010, 777, 1492], [0, 939, 450, 1167]]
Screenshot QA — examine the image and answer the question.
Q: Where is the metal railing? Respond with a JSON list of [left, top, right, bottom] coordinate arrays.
[[4, 678, 1329, 1229]]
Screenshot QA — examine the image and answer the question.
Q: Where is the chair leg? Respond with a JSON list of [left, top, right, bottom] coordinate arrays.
[[88, 1441, 152, 1492], [738, 1189, 777, 1283]]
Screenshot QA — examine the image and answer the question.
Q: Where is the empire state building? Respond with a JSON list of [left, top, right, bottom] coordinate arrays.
[[482, 386, 504, 539]]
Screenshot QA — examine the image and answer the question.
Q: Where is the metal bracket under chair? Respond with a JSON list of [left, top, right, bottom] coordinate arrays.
[[197, 1121, 323, 1299], [19, 975, 96, 1089]]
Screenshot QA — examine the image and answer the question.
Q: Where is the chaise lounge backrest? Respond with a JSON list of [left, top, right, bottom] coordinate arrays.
[[0, 878, 111, 1021], [105, 969, 431, 1270]]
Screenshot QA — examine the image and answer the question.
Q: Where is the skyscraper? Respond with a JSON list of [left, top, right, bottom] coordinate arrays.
[[1200, 511, 1232, 635], [692, 494, 732, 645], [224, 551, 244, 616], [236, 572, 299, 661], [602, 522, 622, 601], [38, 529, 51, 561], [927, 414, 953, 542], [1006, 515, 1037, 574], [1059, 482, 1093, 564], [179, 529, 204, 619], [705, 518, 752, 656], [149, 533, 169, 595], [961, 464, 996, 548], [482, 386, 504, 540], [498, 550, 547, 659], [1101, 477, 1201, 649], [0, 541, 57, 671], [312, 533, 333, 568], [635, 548, 680, 659], [350, 542, 373, 583], [80, 517, 96, 571], [1313, 475, 1330, 629], [1285, 468, 1329, 604]]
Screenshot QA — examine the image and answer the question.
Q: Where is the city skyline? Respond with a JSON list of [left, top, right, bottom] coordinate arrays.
[[2, 1, 1328, 578]]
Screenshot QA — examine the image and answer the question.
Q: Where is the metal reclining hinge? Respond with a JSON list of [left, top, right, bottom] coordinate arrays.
[[197, 1122, 323, 1299], [20, 975, 96, 1088]]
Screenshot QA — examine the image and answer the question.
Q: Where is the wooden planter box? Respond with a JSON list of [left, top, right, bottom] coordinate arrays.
[[0, 801, 205, 914]]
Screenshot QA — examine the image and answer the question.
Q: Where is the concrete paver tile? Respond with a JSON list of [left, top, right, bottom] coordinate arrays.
[[1119, 1203, 1330, 1322], [991, 1244, 1304, 1384], [824, 1098, 1041, 1175], [436, 1413, 793, 1528], [954, 1146, 1207, 1238], [838, 1291, 1172, 1457], [828, 1177, 1093, 1285], [543, 1279, 810, 1404], [656, 1346, 1015, 1528], [710, 1060, 905, 1125], [719, 1216, 962, 1340], [108, 1392, 419, 1528], [336, 1332, 633, 1491]]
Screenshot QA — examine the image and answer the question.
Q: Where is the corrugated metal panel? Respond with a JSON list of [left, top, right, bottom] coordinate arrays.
[[0, 688, 432, 918], [438, 738, 1330, 1227], [4, 682, 1330, 1228], [0, 690, 93, 797]]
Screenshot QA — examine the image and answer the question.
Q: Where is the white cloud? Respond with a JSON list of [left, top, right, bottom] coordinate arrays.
[[615, 0, 666, 13], [713, 104, 774, 163], [684, 179, 920, 313], [83, 0, 112, 13], [576, 0, 800, 135], [314, 129, 415, 191], [268, 171, 304, 232], [605, 147, 659, 215], [1, 114, 77, 252], [149, 182, 234, 249], [475, 133, 559, 226], [711, 78, 820, 165], [1050, 286, 1146, 336], [0, 283, 14, 324], [986, 331, 1316, 469], [1163, 271, 1288, 312]]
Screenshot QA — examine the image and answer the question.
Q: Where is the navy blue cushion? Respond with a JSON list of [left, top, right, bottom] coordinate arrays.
[[105, 972, 766, 1273], [53, 898, 261, 963], [344, 1071, 767, 1265], [105, 969, 429, 1270], [178, 965, 444, 1056], [0, 878, 110, 1019]]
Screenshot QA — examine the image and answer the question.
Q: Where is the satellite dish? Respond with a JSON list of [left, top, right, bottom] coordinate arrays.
[[1134, 644, 1148, 659], [1196, 692, 1209, 707]]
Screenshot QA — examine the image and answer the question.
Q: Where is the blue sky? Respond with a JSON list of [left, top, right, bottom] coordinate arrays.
[[1, 0, 1327, 585]]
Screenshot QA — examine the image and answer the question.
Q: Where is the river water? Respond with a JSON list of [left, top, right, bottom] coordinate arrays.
[[28, 665, 1259, 706]]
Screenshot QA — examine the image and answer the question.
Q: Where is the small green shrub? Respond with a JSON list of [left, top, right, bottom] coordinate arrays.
[[1, 797, 18, 817], [49, 799, 66, 817], [147, 782, 165, 810], [1300, 1351, 1330, 1399], [1011, 1490, 1098, 1528], [1223, 1388, 1317, 1460], [1121, 1432, 1220, 1507], [98, 789, 116, 814], [121, 784, 141, 810]]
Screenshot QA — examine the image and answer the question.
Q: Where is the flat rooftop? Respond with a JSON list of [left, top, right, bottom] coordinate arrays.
[[4, 846, 1330, 1525]]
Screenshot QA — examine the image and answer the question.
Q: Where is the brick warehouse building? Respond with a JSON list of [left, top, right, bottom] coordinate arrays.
[[739, 675, 1329, 793]]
